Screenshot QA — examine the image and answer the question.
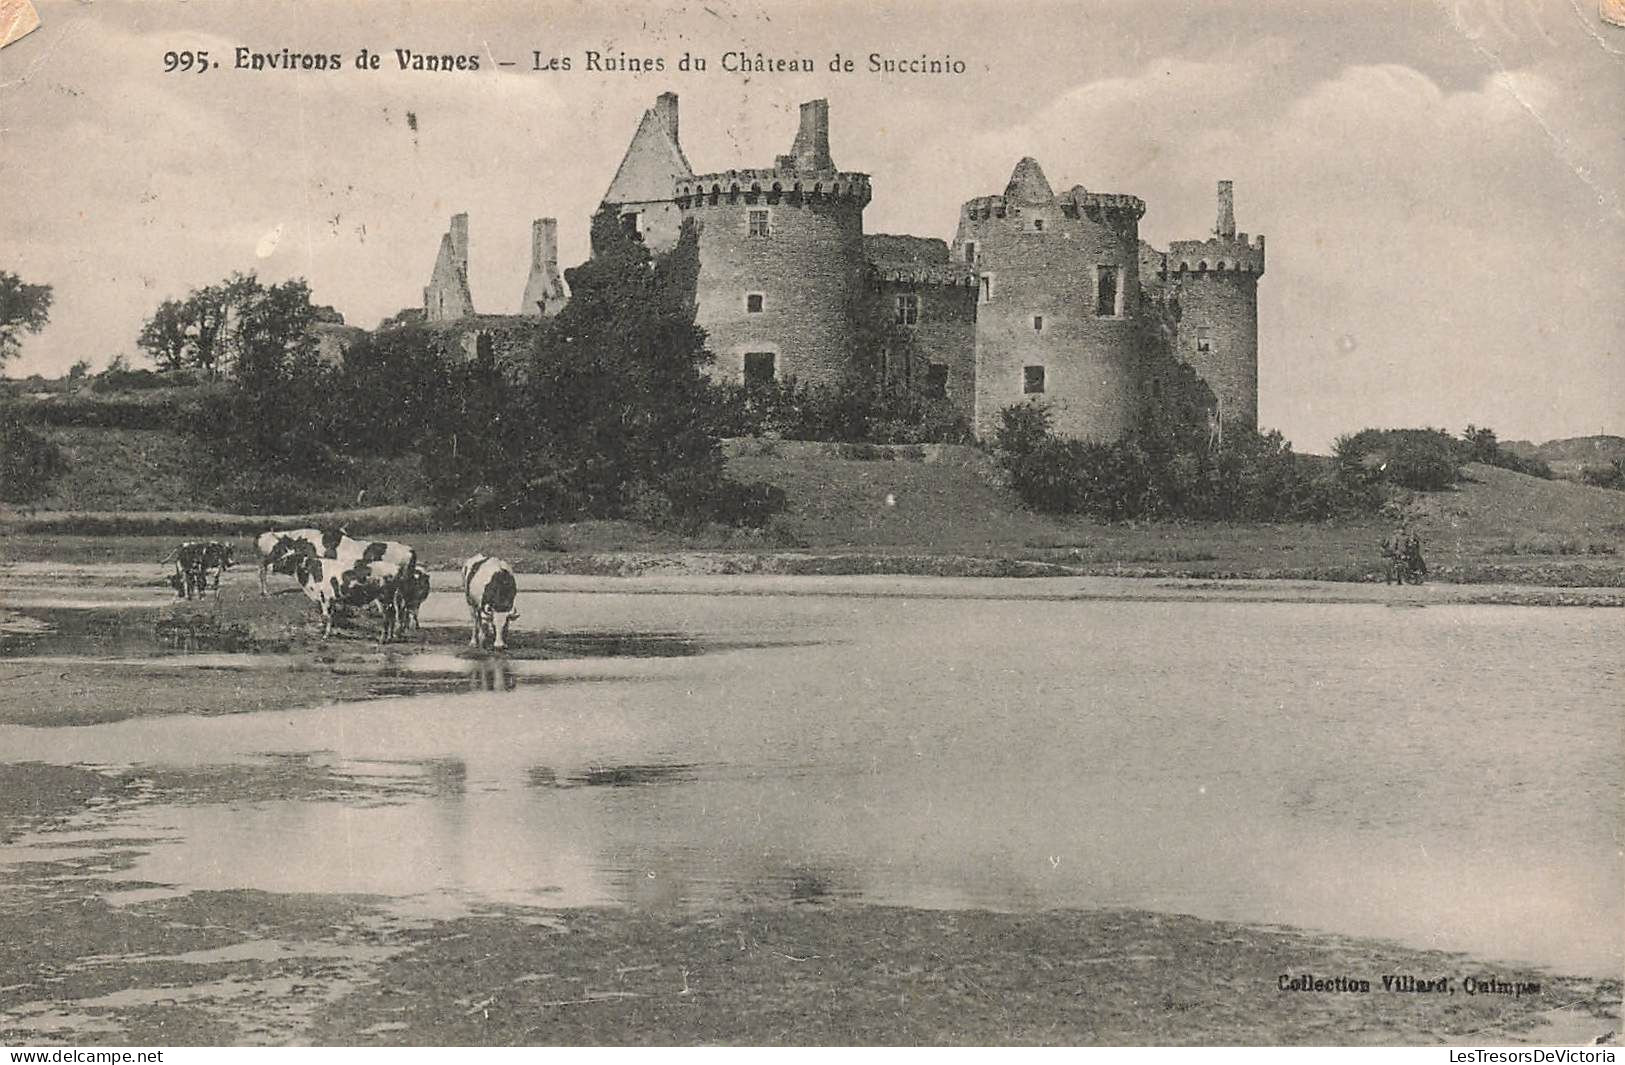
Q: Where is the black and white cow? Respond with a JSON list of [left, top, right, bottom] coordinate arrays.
[[256, 526, 346, 596], [398, 568, 431, 634], [462, 554, 519, 651], [163, 540, 236, 600], [293, 552, 417, 643]]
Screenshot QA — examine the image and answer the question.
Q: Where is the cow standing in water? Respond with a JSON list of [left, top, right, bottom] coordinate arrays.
[[256, 527, 346, 595], [162, 541, 237, 599], [462, 554, 519, 651], [398, 569, 431, 634], [293, 553, 417, 643]]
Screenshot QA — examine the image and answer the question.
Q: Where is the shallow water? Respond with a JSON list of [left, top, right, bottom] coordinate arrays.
[[0, 583, 1619, 977]]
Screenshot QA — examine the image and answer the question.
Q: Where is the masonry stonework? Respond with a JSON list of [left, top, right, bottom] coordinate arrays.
[[423, 213, 474, 322], [397, 94, 1268, 443], [953, 159, 1148, 441]]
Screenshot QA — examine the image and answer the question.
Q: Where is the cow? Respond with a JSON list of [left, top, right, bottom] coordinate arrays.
[[256, 526, 347, 596], [398, 568, 431, 634], [293, 553, 415, 643], [161, 540, 236, 600], [462, 554, 519, 651]]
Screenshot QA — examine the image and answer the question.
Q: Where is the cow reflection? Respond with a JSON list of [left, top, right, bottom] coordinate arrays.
[[467, 655, 518, 692]]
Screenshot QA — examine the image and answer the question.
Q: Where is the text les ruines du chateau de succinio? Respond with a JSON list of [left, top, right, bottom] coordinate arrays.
[[162, 45, 971, 77]]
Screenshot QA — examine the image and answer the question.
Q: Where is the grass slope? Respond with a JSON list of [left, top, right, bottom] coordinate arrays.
[[6, 434, 1625, 586]]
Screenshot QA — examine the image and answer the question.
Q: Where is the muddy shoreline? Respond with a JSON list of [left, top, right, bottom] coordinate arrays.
[[2, 762, 1617, 1048], [1, 566, 1618, 1045]]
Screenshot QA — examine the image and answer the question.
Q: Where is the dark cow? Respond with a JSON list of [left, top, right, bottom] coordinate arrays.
[[398, 569, 431, 634], [293, 553, 416, 643], [462, 554, 519, 651], [162, 540, 236, 600], [256, 526, 347, 596]]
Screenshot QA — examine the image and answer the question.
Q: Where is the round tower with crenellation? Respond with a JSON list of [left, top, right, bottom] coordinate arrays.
[[674, 100, 871, 389], [1158, 180, 1265, 427], [953, 158, 1148, 441]]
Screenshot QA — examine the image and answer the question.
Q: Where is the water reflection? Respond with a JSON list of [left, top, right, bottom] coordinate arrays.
[[0, 593, 1618, 978], [468, 656, 517, 692]]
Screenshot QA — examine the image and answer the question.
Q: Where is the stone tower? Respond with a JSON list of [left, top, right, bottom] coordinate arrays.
[[423, 212, 474, 322], [601, 92, 693, 254], [953, 158, 1147, 441], [1161, 181, 1265, 426], [673, 98, 871, 387], [520, 217, 567, 316]]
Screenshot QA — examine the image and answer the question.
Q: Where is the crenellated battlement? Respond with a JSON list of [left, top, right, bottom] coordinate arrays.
[[677, 168, 872, 208], [959, 188, 1145, 224], [1165, 233, 1266, 276]]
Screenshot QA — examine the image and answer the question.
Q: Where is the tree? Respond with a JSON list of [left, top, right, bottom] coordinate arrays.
[[136, 272, 284, 377], [0, 272, 54, 369], [424, 211, 754, 526], [136, 299, 191, 371]]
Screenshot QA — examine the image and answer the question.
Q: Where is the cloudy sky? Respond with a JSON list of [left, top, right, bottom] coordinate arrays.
[[1, 0, 1620, 449]]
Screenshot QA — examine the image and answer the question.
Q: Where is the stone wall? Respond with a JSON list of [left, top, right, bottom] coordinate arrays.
[[953, 168, 1147, 441], [685, 190, 868, 389], [871, 269, 978, 423], [1163, 269, 1260, 426], [423, 213, 475, 322]]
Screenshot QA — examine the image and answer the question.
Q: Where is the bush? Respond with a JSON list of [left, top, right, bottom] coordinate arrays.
[[0, 421, 69, 505], [1460, 424, 1552, 479], [1333, 428, 1461, 491], [90, 366, 200, 392], [203, 469, 331, 514], [718, 375, 973, 445], [994, 402, 1380, 521], [1581, 460, 1625, 490], [2, 392, 198, 430]]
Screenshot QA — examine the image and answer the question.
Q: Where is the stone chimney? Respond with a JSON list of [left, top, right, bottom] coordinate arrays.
[[424, 212, 475, 322], [521, 217, 567, 317], [653, 92, 679, 145], [1215, 180, 1236, 238], [780, 98, 833, 171], [450, 212, 470, 270]]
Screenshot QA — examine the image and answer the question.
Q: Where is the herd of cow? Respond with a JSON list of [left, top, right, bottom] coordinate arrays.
[[162, 528, 521, 650]]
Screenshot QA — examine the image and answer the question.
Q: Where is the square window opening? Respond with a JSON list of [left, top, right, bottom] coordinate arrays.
[[748, 210, 770, 237], [744, 352, 776, 389], [746, 293, 765, 314], [925, 362, 948, 399], [1023, 365, 1046, 395], [895, 293, 919, 326]]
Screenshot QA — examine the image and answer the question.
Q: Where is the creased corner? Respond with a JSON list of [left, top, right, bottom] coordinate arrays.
[[0, 0, 41, 50], [1602, 0, 1625, 29]]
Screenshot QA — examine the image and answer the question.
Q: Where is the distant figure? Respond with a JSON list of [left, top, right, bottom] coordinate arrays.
[[1381, 526, 1426, 585], [1404, 530, 1427, 585], [1381, 527, 1409, 585]]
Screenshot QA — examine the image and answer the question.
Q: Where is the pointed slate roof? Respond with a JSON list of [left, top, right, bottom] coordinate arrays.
[[602, 105, 694, 206], [1004, 156, 1055, 205]]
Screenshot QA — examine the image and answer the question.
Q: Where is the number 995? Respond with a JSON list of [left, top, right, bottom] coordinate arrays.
[[163, 50, 211, 73]]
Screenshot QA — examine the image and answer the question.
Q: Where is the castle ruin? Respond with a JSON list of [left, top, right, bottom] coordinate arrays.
[[398, 92, 1266, 440]]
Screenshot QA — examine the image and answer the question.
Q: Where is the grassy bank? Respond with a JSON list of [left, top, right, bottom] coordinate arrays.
[[6, 441, 1625, 586]]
